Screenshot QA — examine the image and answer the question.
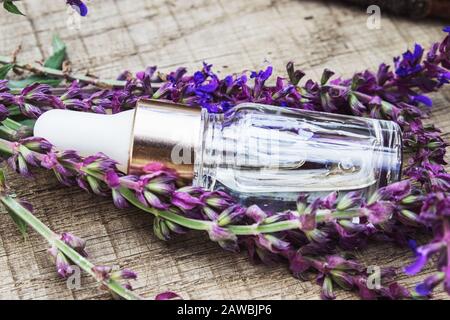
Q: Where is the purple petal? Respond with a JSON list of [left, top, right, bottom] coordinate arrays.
[[245, 205, 267, 223], [413, 94, 433, 107], [404, 254, 427, 275], [171, 192, 203, 210], [321, 191, 337, 209], [112, 190, 129, 209], [68, 0, 88, 16], [120, 269, 137, 280], [155, 291, 182, 300], [208, 224, 236, 242], [144, 191, 169, 210], [105, 170, 120, 188]]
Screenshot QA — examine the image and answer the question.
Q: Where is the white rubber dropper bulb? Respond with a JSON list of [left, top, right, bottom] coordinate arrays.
[[34, 109, 135, 172]]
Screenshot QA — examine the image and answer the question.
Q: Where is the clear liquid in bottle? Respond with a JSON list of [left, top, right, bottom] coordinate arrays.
[[194, 103, 402, 210]]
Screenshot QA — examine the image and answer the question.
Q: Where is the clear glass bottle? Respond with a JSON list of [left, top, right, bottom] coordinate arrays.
[[194, 103, 402, 209], [35, 100, 402, 210]]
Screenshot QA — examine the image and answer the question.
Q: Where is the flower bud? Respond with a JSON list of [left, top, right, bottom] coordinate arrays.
[[92, 265, 112, 281], [245, 205, 267, 224], [61, 232, 87, 257], [153, 217, 171, 241], [330, 270, 354, 290], [111, 269, 137, 281], [256, 234, 290, 252], [49, 248, 74, 279], [217, 205, 245, 226], [171, 190, 203, 211], [200, 191, 233, 210], [337, 192, 361, 211], [320, 276, 335, 300]]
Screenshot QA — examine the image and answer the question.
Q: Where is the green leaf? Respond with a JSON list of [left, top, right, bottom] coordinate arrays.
[[8, 76, 62, 88], [7, 207, 28, 239], [44, 35, 67, 70], [3, 0, 25, 15], [4, 35, 66, 89], [0, 63, 14, 79]]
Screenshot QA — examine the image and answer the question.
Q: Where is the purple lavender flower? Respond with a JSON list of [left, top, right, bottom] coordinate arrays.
[[380, 180, 412, 201], [251, 66, 272, 98], [288, 251, 311, 277], [296, 193, 309, 215], [216, 205, 245, 226], [171, 187, 204, 211], [143, 190, 169, 209], [67, 0, 88, 16], [61, 232, 88, 257], [155, 291, 182, 300], [404, 241, 446, 275], [337, 192, 362, 211], [136, 66, 157, 95], [153, 216, 185, 241], [415, 272, 445, 296], [48, 247, 74, 278], [105, 170, 129, 208], [208, 224, 238, 252], [394, 43, 424, 77], [112, 269, 137, 281], [256, 234, 290, 253], [200, 191, 233, 210], [0, 104, 9, 121], [21, 137, 53, 153], [208, 224, 236, 242], [361, 201, 395, 225], [319, 276, 336, 300], [321, 191, 338, 209], [92, 265, 113, 281], [245, 205, 267, 224]]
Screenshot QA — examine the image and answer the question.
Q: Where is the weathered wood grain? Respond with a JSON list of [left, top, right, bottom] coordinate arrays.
[[0, 0, 449, 300]]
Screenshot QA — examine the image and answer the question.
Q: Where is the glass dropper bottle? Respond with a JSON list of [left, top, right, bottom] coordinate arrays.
[[34, 99, 402, 208]]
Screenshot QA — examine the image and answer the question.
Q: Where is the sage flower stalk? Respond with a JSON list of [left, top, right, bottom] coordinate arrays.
[[0, 169, 180, 300]]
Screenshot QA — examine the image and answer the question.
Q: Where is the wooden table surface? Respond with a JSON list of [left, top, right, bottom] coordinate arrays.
[[0, 0, 449, 300]]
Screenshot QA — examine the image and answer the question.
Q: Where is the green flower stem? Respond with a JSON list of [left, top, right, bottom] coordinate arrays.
[[119, 187, 212, 231], [0, 136, 369, 237], [0, 56, 163, 90], [0, 137, 14, 154], [0, 124, 17, 140], [2, 118, 23, 131], [0, 177, 142, 300], [0, 118, 32, 141], [0, 55, 126, 89]]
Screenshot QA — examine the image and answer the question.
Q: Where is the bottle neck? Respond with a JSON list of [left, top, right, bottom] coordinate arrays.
[[128, 99, 202, 179], [193, 109, 225, 188]]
